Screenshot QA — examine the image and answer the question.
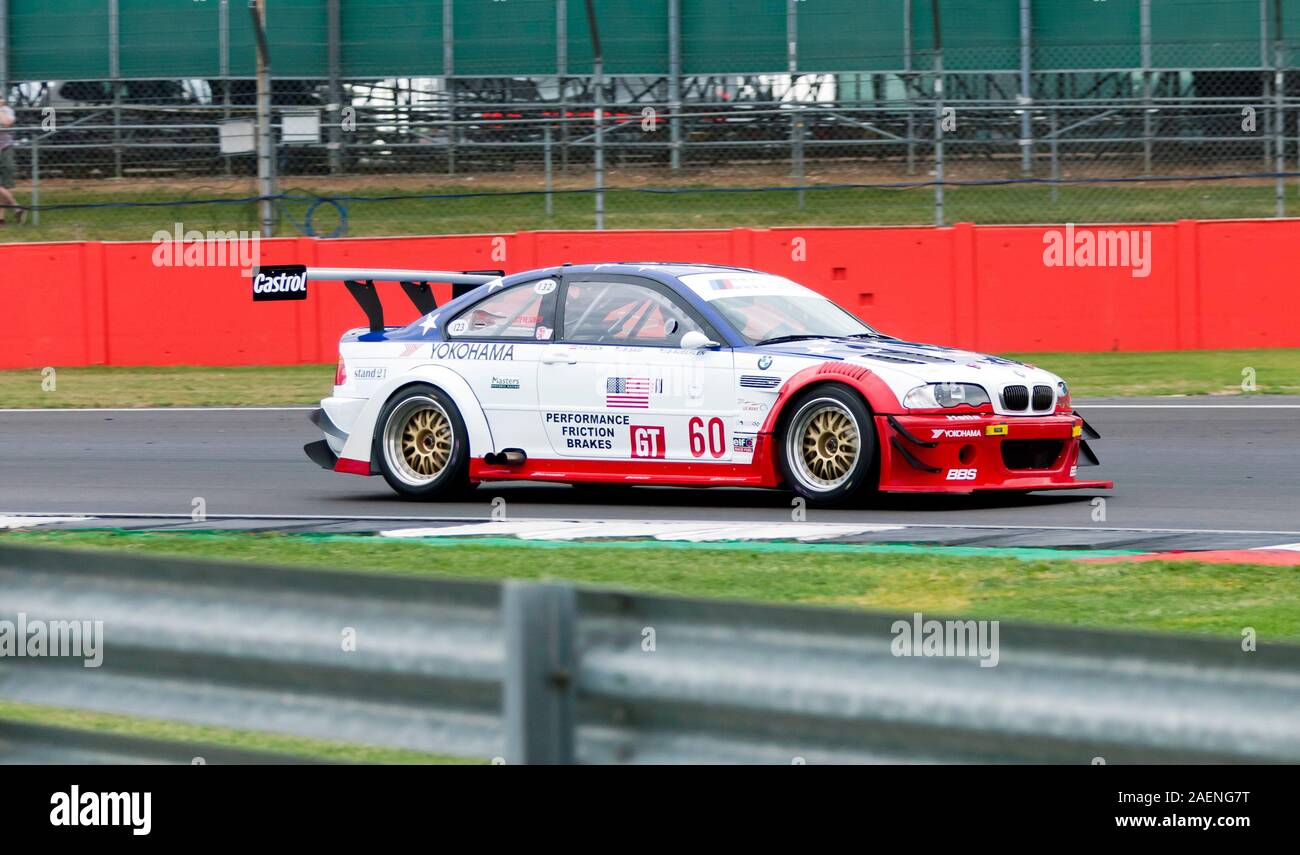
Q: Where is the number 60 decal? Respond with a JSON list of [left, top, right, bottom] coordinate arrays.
[[689, 417, 726, 458]]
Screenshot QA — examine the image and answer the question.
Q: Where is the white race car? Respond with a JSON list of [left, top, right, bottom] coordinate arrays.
[[253, 262, 1110, 506]]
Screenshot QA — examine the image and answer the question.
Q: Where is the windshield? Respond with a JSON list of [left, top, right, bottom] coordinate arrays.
[[677, 272, 877, 345]]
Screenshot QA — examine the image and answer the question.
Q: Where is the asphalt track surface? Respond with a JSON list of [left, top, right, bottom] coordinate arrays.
[[2, 397, 1298, 549]]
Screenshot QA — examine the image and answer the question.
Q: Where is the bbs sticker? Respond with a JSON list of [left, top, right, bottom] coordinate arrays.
[[534, 279, 557, 295], [945, 468, 978, 481], [449, 319, 469, 335]]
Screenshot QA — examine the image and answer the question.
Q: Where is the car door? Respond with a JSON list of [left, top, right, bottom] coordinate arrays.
[[441, 276, 558, 453], [536, 274, 737, 463]]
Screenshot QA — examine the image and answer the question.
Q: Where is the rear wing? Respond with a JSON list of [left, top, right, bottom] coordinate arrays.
[[252, 265, 504, 333]]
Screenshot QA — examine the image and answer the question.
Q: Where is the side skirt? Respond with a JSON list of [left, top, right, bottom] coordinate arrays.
[[469, 440, 781, 488]]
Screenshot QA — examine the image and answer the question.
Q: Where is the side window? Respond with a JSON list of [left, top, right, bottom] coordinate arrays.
[[448, 280, 557, 341], [562, 281, 704, 346]]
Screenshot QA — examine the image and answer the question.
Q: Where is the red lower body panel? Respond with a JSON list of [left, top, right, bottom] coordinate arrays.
[[335, 457, 373, 476], [469, 435, 781, 487], [348, 415, 1111, 494], [876, 413, 1112, 493]]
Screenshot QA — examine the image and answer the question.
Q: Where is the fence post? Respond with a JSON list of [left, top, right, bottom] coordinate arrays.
[[1140, 0, 1153, 175], [931, 0, 945, 227], [904, 0, 916, 175], [327, 0, 343, 176], [1049, 107, 1059, 206], [251, 0, 275, 238], [220, 0, 232, 177], [503, 582, 576, 765], [544, 124, 554, 218], [794, 116, 806, 210], [1273, 0, 1286, 217], [1260, 0, 1271, 168], [29, 137, 38, 226], [787, 0, 802, 187], [668, 0, 682, 172], [584, 0, 605, 230], [443, 0, 456, 177], [109, 0, 122, 179], [1018, 0, 1033, 177], [0, 0, 9, 97]]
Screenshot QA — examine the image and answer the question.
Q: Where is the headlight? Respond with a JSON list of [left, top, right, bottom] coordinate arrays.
[[902, 383, 991, 409], [1057, 381, 1070, 405]]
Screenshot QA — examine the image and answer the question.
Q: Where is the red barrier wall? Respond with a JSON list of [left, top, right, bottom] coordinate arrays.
[[3, 220, 1299, 369]]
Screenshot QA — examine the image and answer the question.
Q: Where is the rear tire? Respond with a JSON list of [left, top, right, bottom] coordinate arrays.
[[777, 385, 877, 508], [373, 384, 471, 499]]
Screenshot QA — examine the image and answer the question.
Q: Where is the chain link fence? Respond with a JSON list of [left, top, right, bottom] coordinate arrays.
[[2, 6, 1300, 239]]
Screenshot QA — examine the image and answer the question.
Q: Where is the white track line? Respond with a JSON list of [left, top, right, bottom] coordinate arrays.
[[0, 515, 92, 529], [0, 406, 314, 413], [0, 403, 1295, 413], [4, 511, 1299, 537], [381, 520, 905, 542]]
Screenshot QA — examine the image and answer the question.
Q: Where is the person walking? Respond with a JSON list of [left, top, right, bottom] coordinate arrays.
[[0, 96, 26, 226]]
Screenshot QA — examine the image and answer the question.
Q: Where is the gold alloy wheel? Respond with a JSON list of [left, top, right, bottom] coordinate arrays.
[[789, 400, 861, 491], [384, 395, 455, 486], [400, 406, 452, 477]]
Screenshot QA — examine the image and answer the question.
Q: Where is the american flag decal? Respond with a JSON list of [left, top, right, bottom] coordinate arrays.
[[606, 377, 655, 408]]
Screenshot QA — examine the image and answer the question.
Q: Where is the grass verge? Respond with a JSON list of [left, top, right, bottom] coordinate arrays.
[[7, 529, 1299, 640], [1, 180, 1295, 242], [1005, 348, 1300, 397], [0, 364, 332, 408], [3, 348, 1298, 407], [0, 701, 479, 764]]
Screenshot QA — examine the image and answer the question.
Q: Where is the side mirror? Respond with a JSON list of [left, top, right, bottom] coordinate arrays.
[[679, 330, 721, 350]]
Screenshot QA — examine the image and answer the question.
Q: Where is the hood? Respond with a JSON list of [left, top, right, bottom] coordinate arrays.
[[753, 337, 1065, 399]]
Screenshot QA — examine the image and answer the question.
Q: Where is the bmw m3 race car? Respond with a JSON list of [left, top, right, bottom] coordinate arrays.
[[253, 262, 1111, 507]]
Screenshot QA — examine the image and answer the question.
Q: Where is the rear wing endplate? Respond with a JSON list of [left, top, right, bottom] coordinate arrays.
[[252, 265, 504, 333]]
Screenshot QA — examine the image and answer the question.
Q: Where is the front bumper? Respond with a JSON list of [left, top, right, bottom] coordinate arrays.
[[877, 411, 1112, 493]]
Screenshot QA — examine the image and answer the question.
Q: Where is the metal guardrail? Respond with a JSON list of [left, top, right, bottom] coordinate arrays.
[[0, 546, 505, 761], [2, 544, 1299, 764]]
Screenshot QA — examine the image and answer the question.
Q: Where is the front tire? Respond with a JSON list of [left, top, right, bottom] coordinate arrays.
[[373, 384, 470, 499], [778, 385, 877, 508]]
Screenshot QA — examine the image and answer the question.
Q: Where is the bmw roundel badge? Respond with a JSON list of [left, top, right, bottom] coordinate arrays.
[[757, 355, 773, 370]]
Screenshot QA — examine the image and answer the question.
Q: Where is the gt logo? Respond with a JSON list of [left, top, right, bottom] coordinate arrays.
[[945, 468, 978, 481], [630, 425, 666, 459]]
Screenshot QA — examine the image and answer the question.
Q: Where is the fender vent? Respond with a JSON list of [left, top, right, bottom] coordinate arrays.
[[854, 352, 925, 365], [739, 375, 781, 389], [816, 362, 871, 381], [857, 348, 955, 365]]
